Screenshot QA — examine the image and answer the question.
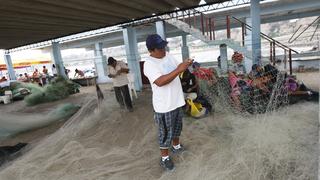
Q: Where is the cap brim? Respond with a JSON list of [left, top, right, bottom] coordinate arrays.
[[155, 40, 168, 49]]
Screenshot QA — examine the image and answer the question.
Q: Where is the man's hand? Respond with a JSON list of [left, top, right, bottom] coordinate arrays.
[[176, 59, 193, 73], [153, 59, 193, 87]]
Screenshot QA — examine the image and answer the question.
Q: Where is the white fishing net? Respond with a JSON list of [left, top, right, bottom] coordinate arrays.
[[0, 71, 317, 179]]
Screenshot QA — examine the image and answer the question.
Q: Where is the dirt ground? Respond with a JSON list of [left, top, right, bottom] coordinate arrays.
[[0, 72, 318, 180], [295, 71, 319, 91], [0, 84, 113, 146]]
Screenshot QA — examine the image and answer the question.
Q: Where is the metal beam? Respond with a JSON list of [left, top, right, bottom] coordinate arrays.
[[6, 0, 319, 51], [207, 0, 320, 19]]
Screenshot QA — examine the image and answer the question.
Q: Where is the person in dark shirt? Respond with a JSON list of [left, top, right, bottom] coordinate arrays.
[[180, 69, 213, 113], [180, 69, 199, 94]]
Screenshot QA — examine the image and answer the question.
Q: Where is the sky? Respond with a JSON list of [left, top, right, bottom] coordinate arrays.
[[0, 49, 51, 64]]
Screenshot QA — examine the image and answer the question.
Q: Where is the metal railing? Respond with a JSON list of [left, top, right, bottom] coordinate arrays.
[[167, 9, 299, 75], [232, 17, 298, 75]]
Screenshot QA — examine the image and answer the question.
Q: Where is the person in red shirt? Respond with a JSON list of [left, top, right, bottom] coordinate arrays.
[[192, 62, 214, 81]]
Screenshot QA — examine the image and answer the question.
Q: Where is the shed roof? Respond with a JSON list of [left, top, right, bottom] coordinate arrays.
[[0, 0, 229, 49]]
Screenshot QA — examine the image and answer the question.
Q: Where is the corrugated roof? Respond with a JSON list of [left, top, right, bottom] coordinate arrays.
[[0, 0, 229, 49]]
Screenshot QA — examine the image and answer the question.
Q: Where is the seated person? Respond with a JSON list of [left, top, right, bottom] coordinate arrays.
[[23, 73, 30, 83], [231, 51, 246, 75], [192, 62, 213, 80], [253, 77, 271, 93], [74, 69, 85, 78], [263, 64, 279, 84], [180, 69, 199, 94], [208, 67, 219, 84], [285, 76, 318, 103], [248, 64, 270, 93], [180, 69, 212, 113], [17, 74, 26, 82], [228, 70, 256, 112], [228, 71, 245, 110], [248, 64, 263, 79]]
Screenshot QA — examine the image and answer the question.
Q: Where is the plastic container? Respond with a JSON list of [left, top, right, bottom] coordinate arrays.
[[3, 95, 11, 104], [4, 90, 13, 100]]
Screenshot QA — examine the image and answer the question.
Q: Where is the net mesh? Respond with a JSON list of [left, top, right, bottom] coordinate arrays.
[[22, 77, 80, 106], [198, 65, 289, 116], [0, 65, 317, 180]]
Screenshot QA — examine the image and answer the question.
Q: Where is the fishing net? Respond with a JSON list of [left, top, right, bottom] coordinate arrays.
[[0, 103, 80, 138], [23, 77, 80, 106], [189, 64, 318, 179], [0, 65, 317, 180], [198, 65, 289, 116]]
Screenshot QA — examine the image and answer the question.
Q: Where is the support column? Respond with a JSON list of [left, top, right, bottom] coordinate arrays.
[[51, 42, 67, 78], [94, 42, 110, 83], [156, 21, 166, 40], [156, 21, 170, 52], [4, 52, 16, 80], [123, 27, 142, 91], [250, 0, 262, 65], [244, 17, 253, 72], [181, 34, 190, 61], [219, 44, 228, 74]]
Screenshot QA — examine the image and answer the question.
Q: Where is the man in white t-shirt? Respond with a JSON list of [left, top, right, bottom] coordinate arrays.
[[143, 34, 193, 171], [107, 57, 133, 112]]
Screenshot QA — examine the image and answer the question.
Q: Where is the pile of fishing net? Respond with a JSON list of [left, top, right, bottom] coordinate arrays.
[[0, 103, 80, 138], [10, 77, 80, 106]]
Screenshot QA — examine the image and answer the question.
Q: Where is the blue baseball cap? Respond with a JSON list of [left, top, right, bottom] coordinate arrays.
[[146, 34, 168, 50]]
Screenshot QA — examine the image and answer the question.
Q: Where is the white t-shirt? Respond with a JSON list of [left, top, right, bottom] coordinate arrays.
[[108, 61, 129, 87], [52, 67, 57, 75], [144, 54, 185, 113]]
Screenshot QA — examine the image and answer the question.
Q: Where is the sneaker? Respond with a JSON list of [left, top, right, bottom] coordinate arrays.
[[160, 157, 175, 171], [171, 144, 185, 154]]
